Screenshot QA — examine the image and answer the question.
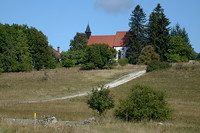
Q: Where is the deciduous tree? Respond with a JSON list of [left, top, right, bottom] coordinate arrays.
[[87, 86, 115, 116], [69, 33, 88, 51], [165, 36, 193, 62], [84, 43, 116, 69]]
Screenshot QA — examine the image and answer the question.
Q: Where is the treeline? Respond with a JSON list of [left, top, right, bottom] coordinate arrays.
[[126, 4, 194, 64], [0, 24, 57, 72]]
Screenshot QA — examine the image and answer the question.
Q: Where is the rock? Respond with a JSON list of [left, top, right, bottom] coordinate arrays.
[[83, 117, 95, 124], [45, 116, 57, 123], [50, 117, 57, 123]]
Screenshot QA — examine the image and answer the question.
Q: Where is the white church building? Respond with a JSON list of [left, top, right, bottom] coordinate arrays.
[[85, 25, 129, 60]]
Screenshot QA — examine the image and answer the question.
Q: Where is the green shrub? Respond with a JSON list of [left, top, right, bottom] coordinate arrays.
[[0, 68, 4, 74], [109, 60, 118, 66], [115, 84, 171, 122], [138, 45, 160, 65], [85, 43, 117, 69], [62, 59, 76, 68], [87, 86, 115, 116], [118, 58, 128, 66], [146, 61, 171, 72], [197, 53, 200, 61], [81, 63, 96, 70]]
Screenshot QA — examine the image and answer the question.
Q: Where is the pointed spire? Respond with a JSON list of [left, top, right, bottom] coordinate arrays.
[[85, 24, 92, 39], [85, 24, 91, 33]]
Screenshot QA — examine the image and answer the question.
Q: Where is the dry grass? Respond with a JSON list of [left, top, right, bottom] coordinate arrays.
[[0, 65, 145, 101], [0, 118, 199, 133], [0, 63, 200, 133]]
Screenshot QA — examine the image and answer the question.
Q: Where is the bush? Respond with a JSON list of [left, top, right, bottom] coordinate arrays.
[[61, 50, 86, 65], [81, 63, 96, 70], [0, 68, 4, 74], [87, 86, 115, 116], [118, 58, 128, 66], [85, 43, 117, 69], [146, 61, 171, 72], [115, 84, 171, 122], [138, 45, 160, 65], [62, 59, 76, 68], [109, 60, 118, 66], [196, 53, 200, 61]]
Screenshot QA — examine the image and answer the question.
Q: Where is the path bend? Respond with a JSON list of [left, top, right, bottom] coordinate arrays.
[[24, 70, 146, 103]]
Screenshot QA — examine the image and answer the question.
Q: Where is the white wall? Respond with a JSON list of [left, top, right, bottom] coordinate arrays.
[[113, 46, 129, 60]]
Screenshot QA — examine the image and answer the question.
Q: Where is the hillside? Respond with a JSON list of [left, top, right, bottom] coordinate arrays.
[[0, 63, 200, 133]]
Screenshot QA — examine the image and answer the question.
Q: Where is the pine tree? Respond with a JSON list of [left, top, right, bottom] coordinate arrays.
[[126, 5, 147, 64], [171, 23, 190, 45], [147, 3, 170, 61]]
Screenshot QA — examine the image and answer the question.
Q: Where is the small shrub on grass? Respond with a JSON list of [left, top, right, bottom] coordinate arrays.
[[109, 60, 118, 66], [115, 84, 171, 122], [118, 58, 128, 66], [146, 61, 171, 72], [0, 68, 4, 74], [87, 86, 115, 116], [62, 59, 76, 68], [81, 63, 96, 70]]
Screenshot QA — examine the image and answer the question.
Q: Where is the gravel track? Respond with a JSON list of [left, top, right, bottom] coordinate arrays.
[[24, 70, 146, 103]]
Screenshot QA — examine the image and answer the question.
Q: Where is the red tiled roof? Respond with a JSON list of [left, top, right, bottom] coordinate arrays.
[[113, 31, 128, 47], [87, 31, 128, 47]]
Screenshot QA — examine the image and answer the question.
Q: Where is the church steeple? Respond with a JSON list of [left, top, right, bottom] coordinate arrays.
[[85, 24, 91, 39]]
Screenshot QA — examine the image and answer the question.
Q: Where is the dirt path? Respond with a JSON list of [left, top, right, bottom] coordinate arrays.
[[24, 70, 146, 103]]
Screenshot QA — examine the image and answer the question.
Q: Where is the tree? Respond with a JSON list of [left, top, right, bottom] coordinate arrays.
[[0, 24, 57, 72], [138, 45, 160, 65], [196, 53, 200, 61], [84, 43, 116, 69], [165, 24, 193, 62], [26, 27, 56, 70], [87, 86, 115, 116], [61, 50, 86, 65], [62, 32, 88, 66], [69, 33, 88, 51], [165, 35, 193, 62], [115, 84, 171, 121], [126, 5, 147, 64], [147, 3, 171, 61], [171, 23, 190, 44], [0, 24, 32, 72]]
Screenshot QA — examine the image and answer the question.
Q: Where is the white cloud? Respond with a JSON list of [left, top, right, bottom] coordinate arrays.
[[95, 0, 134, 14]]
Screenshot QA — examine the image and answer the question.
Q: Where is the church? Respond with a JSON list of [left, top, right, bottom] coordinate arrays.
[[85, 25, 129, 60]]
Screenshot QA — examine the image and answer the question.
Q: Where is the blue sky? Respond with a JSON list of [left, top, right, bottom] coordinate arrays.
[[0, 0, 200, 53]]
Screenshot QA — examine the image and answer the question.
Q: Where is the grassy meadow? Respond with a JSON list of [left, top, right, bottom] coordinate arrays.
[[0, 63, 200, 133], [0, 65, 144, 101]]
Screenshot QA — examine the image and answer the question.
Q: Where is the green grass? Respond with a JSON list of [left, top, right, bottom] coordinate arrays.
[[0, 63, 200, 133]]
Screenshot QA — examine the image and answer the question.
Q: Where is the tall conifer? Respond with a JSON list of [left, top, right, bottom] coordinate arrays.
[[147, 4, 170, 61], [126, 5, 147, 64]]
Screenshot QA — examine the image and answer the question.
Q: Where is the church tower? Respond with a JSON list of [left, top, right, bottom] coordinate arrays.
[[85, 24, 91, 39]]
